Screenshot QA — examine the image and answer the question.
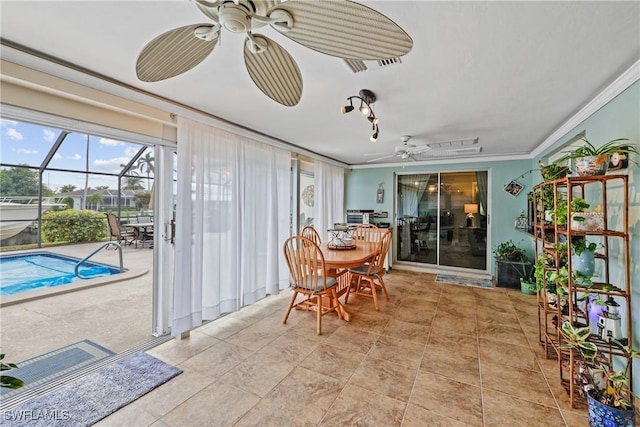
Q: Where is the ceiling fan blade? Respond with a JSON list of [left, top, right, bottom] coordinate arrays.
[[136, 24, 218, 82], [244, 34, 302, 106], [268, 0, 413, 60], [407, 145, 432, 154]]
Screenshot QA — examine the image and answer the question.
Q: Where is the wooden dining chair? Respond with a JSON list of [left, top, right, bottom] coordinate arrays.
[[351, 223, 381, 243], [301, 226, 321, 245], [345, 229, 392, 310], [282, 235, 342, 335]]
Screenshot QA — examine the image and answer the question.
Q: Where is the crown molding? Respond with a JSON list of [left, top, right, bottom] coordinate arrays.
[[531, 59, 640, 159]]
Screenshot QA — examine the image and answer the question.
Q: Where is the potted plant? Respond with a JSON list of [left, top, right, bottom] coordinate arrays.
[[556, 136, 638, 176], [0, 353, 24, 390], [493, 240, 532, 289], [571, 236, 598, 277], [559, 322, 639, 426]]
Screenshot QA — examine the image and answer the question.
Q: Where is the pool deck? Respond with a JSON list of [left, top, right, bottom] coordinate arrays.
[[0, 242, 155, 362]]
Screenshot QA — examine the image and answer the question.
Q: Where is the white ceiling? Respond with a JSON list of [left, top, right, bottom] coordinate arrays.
[[1, 1, 639, 166]]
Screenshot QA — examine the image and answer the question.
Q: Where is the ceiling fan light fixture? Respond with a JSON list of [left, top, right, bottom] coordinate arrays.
[[359, 101, 370, 116]]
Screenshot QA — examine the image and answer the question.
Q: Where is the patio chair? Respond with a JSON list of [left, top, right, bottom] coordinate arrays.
[[351, 223, 381, 243], [345, 229, 392, 310], [106, 213, 136, 246], [300, 226, 321, 245], [282, 235, 342, 335]]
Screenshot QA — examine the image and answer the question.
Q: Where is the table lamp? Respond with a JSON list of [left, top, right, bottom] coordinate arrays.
[[464, 204, 478, 227]]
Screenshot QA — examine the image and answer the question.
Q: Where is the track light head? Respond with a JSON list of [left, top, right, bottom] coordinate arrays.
[[341, 105, 354, 114], [370, 127, 379, 142], [359, 102, 370, 116], [367, 114, 379, 125]]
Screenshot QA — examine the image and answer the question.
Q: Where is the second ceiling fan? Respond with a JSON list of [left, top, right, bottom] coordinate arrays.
[[135, 0, 413, 106], [366, 136, 481, 163]]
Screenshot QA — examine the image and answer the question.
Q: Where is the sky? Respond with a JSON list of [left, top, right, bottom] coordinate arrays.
[[0, 118, 153, 193]]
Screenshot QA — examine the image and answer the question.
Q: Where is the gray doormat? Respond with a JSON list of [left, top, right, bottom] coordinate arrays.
[[435, 273, 494, 289], [1, 352, 182, 426], [0, 340, 114, 400]]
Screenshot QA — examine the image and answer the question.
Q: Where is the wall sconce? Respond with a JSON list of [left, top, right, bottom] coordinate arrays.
[[341, 89, 380, 142]]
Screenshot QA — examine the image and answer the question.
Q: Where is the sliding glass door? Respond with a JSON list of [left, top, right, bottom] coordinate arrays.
[[396, 171, 487, 271]]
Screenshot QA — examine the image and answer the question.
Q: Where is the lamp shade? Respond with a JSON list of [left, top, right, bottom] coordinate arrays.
[[464, 204, 479, 214]]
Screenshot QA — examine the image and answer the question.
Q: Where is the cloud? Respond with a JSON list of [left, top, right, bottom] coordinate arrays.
[[13, 148, 38, 155], [69, 154, 81, 160], [1, 119, 18, 127], [43, 129, 57, 142], [5, 128, 24, 141], [124, 147, 139, 157], [99, 138, 124, 146], [94, 156, 132, 173], [53, 153, 62, 159]]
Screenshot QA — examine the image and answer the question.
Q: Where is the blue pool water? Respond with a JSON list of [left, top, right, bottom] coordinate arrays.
[[0, 252, 121, 296]]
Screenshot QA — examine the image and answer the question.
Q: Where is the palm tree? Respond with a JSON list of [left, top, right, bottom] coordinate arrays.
[[59, 184, 77, 194], [136, 152, 154, 191], [123, 176, 144, 190]]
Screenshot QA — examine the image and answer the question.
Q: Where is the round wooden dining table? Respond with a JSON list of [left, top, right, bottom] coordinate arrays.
[[318, 241, 379, 322]]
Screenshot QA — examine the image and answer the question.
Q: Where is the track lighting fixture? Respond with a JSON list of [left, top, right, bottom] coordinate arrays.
[[341, 89, 380, 141]]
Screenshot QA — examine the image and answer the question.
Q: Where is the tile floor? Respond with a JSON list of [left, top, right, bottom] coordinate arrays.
[[91, 269, 609, 426]]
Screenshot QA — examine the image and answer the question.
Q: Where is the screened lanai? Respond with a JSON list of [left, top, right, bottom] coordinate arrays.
[[0, 118, 155, 248]]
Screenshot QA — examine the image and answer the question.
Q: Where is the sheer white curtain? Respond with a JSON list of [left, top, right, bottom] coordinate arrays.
[[173, 117, 291, 337], [314, 161, 345, 241]]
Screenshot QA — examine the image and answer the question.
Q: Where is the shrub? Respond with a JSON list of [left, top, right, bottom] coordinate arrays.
[[41, 209, 107, 243]]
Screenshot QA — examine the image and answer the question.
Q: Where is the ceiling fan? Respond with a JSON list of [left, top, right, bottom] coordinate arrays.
[[135, 0, 413, 106], [365, 136, 481, 163]]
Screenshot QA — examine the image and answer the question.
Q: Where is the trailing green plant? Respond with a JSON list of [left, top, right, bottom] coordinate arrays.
[[559, 321, 640, 410], [41, 209, 108, 243], [571, 236, 598, 256], [552, 197, 589, 225], [0, 354, 24, 390], [493, 240, 528, 262], [557, 136, 638, 164]]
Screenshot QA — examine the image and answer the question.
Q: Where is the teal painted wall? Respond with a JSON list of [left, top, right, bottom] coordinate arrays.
[[345, 158, 535, 271]]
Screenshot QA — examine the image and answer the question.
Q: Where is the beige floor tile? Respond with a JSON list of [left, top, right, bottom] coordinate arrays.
[[217, 350, 298, 398], [427, 328, 479, 358], [431, 311, 478, 336], [196, 316, 251, 339], [481, 360, 556, 407], [323, 325, 379, 353], [222, 318, 283, 351], [402, 403, 476, 427], [257, 330, 321, 364], [478, 338, 540, 372], [299, 343, 366, 385], [420, 346, 480, 386], [95, 403, 157, 427], [393, 302, 437, 326], [235, 366, 342, 426], [561, 409, 589, 427], [160, 382, 259, 427], [179, 340, 255, 380], [409, 370, 483, 426], [320, 383, 406, 427], [482, 388, 566, 427], [477, 322, 530, 348], [368, 334, 425, 369], [382, 319, 430, 345], [132, 370, 213, 418], [344, 309, 392, 334], [436, 301, 477, 319], [348, 355, 418, 402], [476, 307, 521, 326], [146, 331, 221, 366]]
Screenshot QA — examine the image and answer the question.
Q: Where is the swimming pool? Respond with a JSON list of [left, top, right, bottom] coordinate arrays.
[[0, 252, 122, 296]]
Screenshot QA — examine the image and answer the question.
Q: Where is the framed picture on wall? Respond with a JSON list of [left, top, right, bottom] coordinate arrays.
[[504, 180, 524, 197]]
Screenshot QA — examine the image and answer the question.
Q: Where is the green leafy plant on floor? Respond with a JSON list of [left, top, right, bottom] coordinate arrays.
[[0, 354, 24, 390]]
